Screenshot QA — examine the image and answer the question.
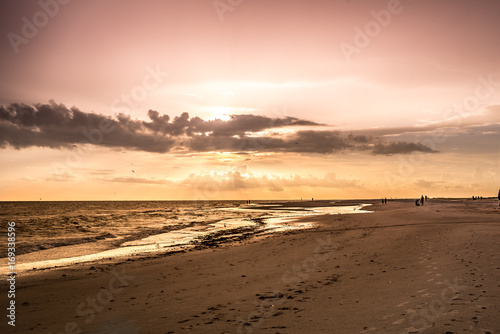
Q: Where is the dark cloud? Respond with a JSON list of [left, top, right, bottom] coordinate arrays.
[[0, 101, 320, 153], [0, 101, 176, 152], [196, 114, 320, 136], [289, 131, 351, 153], [142, 110, 320, 137], [184, 130, 352, 154], [372, 142, 437, 155], [0, 101, 437, 155], [347, 133, 370, 143]]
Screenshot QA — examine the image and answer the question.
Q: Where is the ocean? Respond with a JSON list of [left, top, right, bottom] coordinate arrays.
[[0, 200, 371, 272]]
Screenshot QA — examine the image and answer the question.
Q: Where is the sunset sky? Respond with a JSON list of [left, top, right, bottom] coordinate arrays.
[[1, 0, 499, 201]]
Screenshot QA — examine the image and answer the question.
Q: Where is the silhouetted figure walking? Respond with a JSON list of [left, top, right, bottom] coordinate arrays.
[[421, 195, 424, 206], [384, 198, 387, 204]]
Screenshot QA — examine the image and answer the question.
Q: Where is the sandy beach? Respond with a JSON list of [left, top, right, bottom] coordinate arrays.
[[6, 199, 500, 334]]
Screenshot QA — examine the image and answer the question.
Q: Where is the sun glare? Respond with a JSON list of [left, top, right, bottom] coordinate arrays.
[[206, 106, 233, 121]]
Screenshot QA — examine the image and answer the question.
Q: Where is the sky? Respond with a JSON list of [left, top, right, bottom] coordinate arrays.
[[0, 0, 499, 201]]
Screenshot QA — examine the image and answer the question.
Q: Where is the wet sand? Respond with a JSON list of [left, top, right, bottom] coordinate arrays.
[[7, 199, 500, 333]]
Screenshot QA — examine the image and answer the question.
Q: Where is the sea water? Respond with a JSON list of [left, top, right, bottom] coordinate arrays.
[[0, 200, 372, 272]]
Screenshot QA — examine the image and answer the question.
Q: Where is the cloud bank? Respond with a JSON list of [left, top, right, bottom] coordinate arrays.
[[97, 170, 361, 194], [0, 101, 437, 155]]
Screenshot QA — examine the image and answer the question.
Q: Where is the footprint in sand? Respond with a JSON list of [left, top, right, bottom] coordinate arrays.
[[391, 318, 405, 325]]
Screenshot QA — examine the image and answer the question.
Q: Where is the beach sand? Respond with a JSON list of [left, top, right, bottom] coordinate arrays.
[[6, 199, 500, 333]]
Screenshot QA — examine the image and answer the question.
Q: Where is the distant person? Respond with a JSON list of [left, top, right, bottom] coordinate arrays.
[[381, 198, 384, 204], [384, 198, 387, 204], [425, 195, 428, 201], [421, 195, 424, 206], [415, 199, 420, 206]]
